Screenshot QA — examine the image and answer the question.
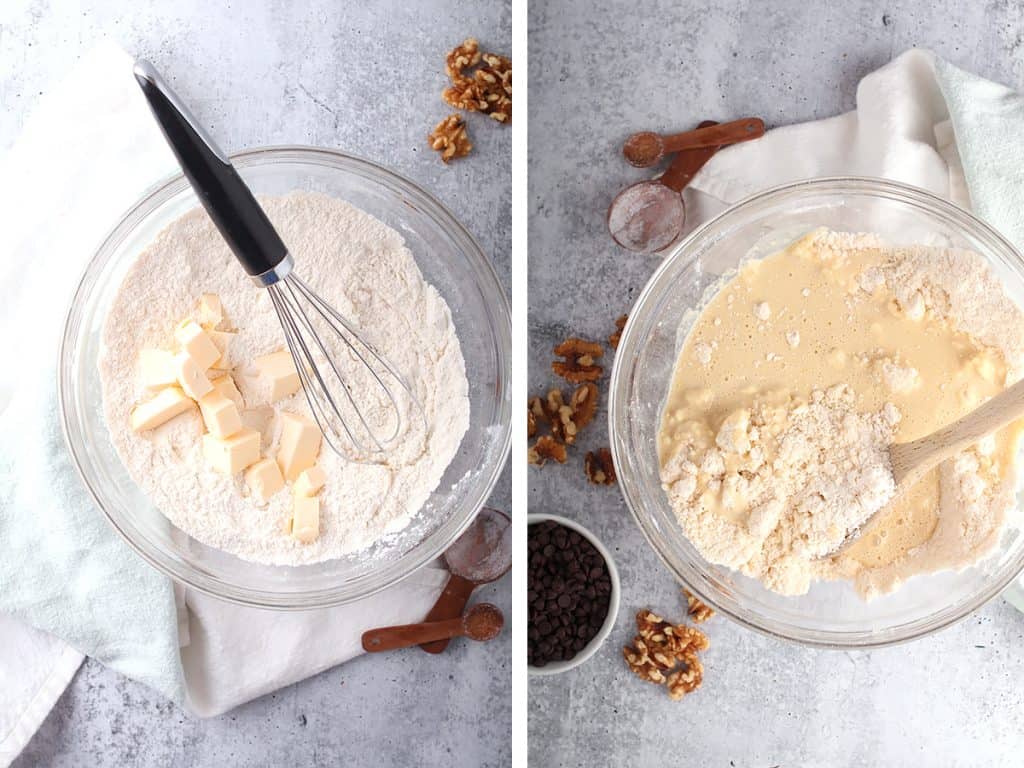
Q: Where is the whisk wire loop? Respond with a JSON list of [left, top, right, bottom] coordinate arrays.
[[266, 273, 421, 458], [268, 287, 368, 454]]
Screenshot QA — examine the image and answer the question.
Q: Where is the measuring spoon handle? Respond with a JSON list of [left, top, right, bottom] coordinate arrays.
[[660, 120, 721, 193], [661, 117, 764, 153], [419, 574, 477, 654], [363, 615, 466, 653]]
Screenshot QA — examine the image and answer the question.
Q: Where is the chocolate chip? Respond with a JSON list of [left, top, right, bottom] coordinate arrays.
[[527, 520, 612, 667]]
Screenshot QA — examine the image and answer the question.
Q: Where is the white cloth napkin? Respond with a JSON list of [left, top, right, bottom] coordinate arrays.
[[0, 40, 449, 765], [685, 49, 971, 226]]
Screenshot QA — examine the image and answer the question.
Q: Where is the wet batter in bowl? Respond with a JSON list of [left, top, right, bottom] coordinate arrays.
[[659, 228, 1024, 598]]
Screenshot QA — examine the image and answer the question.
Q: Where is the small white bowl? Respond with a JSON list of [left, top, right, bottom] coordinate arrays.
[[527, 513, 621, 676]]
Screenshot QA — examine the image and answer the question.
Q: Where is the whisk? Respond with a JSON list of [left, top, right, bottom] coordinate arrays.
[[133, 60, 420, 458]]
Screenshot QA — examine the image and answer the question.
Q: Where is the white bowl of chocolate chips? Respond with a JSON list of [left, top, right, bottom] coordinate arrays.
[[527, 514, 621, 675]]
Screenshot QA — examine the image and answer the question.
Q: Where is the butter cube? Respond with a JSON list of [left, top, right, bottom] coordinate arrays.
[[174, 352, 214, 399], [254, 350, 301, 402], [293, 465, 327, 497], [139, 349, 177, 389], [197, 293, 223, 329], [245, 458, 285, 500], [197, 387, 242, 438], [276, 412, 322, 481], [211, 374, 245, 411], [208, 330, 236, 370], [131, 387, 193, 432], [291, 495, 320, 543], [174, 320, 220, 370], [202, 429, 261, 475]]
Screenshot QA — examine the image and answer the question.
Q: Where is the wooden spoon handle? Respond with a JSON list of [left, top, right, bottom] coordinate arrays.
[[659, 120, 720, 193], [661, 117, 765, 153], [890, 377, 1024, 486], [419, 574, 477, 654], [362, 615, 466, 653]]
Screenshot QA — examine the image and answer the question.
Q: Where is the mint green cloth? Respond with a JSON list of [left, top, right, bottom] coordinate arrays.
[[935, 57, 1024, 248], [0, 366, 185, 703]]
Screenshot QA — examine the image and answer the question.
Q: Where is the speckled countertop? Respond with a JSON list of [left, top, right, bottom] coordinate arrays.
[[529, 1, 1024, 766], [2, 2, 510, 766]]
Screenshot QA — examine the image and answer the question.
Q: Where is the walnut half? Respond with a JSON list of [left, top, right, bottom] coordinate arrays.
[[684, 589, 715, 623], [528, 435, 567, 466], [552, 338, 604, 383], [584, 447, 616, 485], [443, 76, 490, 113], [445, 38, 481, 79], [623, 609, 709, 700], [476, 53, 512, 123], [428, 114, 472, 163]]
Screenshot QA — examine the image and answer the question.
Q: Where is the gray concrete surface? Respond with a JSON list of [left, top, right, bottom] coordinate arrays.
[[1, 1, 510, 766], [528, 1, 1024, 766]]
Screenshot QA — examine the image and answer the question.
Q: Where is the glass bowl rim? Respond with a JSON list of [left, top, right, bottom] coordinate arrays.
[[608, 175, 1024, 648], [57, 144, 512, 610]]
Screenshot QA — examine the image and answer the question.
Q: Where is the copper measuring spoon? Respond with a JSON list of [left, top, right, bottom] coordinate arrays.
[[607, 120, 722, 254], [362, 603, 505, 653], [622, 117, 764, 167], [420, 507, 512, 653]]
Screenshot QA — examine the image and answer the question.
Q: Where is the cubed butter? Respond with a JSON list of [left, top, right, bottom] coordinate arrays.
[[254, 350, 301, 402], [202, 429, 261, 474], [174, 352, 214, 399], [293, 465, 327, 497], [197, 293, 223, 329], [276, 412, 322, 481], [139, 349, 177, 389], [245, 458, 285, 500], [130, 387, 193, 432], [208, 330, 236, 370], [211, 374, 245, 411], [291, 495, 320, 543], [174, 319, 220, 370], [197, 388, 242, 438]]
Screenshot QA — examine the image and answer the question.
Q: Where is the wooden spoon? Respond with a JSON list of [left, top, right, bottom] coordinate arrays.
[[419, 508, 511, 654], [362, 603, 505, 653], [608, 121, 721, 253], [623, 117, 765, 167], [834, 378, 1024, 554]]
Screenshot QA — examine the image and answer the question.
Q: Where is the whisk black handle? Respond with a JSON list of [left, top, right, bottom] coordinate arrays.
[[133, 59, 289, 281]]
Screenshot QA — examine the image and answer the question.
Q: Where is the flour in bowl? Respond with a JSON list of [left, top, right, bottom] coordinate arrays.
[[100, 191, 469, 565]]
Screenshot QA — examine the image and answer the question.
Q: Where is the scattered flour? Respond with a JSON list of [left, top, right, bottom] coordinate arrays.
[[99, 192, 469, 565]]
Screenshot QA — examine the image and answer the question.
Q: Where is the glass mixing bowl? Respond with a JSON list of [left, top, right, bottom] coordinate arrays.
[[59, 146, 511, 609], [609, 177, 1024, 647]]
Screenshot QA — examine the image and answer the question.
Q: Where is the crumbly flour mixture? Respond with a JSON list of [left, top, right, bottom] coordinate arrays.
[[100, 191, 469, 565], [659, 228, 1024, 598]]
